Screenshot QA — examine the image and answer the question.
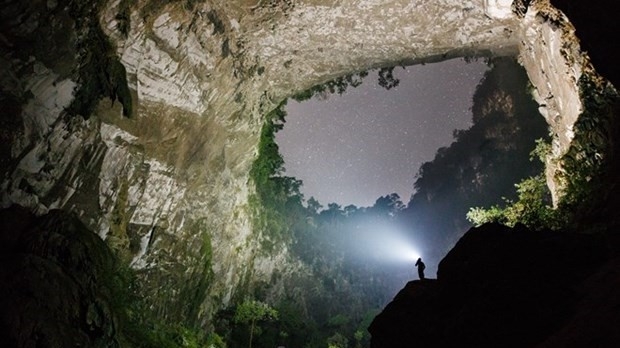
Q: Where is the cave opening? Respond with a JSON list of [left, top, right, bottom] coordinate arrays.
[[242, 54, 554, 346], [261, 55, 550, 308], [4, 1, 620, 347], [276, 58, 490, 208]]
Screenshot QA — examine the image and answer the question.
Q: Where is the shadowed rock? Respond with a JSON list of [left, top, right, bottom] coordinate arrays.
[[369, 223, 619, 347], [0, 205, 120, 348]]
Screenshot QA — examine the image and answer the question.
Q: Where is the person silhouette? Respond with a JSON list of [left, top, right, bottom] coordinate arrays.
[[415, 257, 426, 280]]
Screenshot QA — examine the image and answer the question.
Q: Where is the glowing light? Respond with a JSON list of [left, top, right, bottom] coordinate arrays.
[[405, 248, 421, 262], [389, 242, 421, 263], [354, 223, 422, 264]]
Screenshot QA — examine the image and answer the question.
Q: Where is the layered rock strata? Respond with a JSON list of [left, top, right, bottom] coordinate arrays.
[[0, 0, 612, 325]]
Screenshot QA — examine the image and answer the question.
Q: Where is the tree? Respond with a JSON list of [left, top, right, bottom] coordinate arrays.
[[466, 174, 561, 230], [343, 204, 359, 217], [371, 193, 404, 217], [377, 67, 400, 90], [306, 197, 323, 215], [327, 332, 349, 348], [320, 203, 344, 223], [234, 299, 278, 348], [354, 330, 365, 348]]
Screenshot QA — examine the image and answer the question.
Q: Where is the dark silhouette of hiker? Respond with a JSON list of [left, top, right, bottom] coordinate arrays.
[[415, 257, 426, 280]]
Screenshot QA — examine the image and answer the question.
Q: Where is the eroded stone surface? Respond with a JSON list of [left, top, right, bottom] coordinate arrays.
[[0, 0, 610, 325]]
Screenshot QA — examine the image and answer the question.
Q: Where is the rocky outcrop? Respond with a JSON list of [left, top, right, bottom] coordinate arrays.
[[1, 0, 616, 326], [368, 223, 620, 347], [0, 205, 120, 347]]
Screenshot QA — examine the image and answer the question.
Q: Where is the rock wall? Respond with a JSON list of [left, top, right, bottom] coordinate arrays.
[[368, 223, 617, 347], [0, 206, 121, 347], [516, 0, 586, 203], [0, 0, 607, 325]]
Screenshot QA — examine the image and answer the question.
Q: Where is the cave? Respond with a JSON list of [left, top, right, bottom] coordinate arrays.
[[1, 0, 618, 347]]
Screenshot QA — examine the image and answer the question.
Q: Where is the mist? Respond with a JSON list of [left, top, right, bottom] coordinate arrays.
[[277, 56, 548, 282], [245, 56, 550, 346]]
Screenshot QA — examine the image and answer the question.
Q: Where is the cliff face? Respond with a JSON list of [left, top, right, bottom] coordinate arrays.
[[0, 0, 611, 325]]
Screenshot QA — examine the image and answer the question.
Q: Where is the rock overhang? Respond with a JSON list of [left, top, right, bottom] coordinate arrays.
[[0, 0, 614, 325]]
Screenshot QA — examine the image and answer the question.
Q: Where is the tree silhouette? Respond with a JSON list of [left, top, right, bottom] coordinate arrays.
[[378, 67, 400, 90], [234, 299, 278, 348]]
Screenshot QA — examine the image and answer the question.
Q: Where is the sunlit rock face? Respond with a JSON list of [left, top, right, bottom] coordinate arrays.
[[0, 0, 607, 325], [515, 1, 585, 203]]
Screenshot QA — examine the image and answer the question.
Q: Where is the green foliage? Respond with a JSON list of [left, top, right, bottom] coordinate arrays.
[[292, 71, 369, 101], [233, 299, 278, 348], [291, 66, 403, 102], [555, 72, 618, 221], [234, 299, 279, 324], [327, 314, 351, 328], [327, 333, 349, 348], [249, 102, 305, 249], [354, 330, 364, 348], [402, 57, 550, 267], [122, 323, 208, 348], [104, 258, 213, 348], [472, 70, 620, 231], [205, 333, 227, 348], [530, 138, 551, 163], [248, 57, 565, 348], [501, 175, 560, 229], [250, 104, 287, 186], [466, 205, 506, 226], [466, 137, 563, 230], [246, 101, 399, 347]]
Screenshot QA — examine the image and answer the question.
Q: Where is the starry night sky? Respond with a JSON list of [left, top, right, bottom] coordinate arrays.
[[276, 58, 490, 207]]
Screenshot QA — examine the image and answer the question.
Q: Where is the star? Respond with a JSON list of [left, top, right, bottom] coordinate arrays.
[[276, 58, 489, 207]]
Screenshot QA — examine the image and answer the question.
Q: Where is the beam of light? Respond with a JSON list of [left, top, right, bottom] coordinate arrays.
[[353, 222, 423, 264]]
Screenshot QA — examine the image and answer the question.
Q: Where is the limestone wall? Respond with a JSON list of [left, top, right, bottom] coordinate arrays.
[[516, 0, 585, 204], [0, 0, 597, 324]]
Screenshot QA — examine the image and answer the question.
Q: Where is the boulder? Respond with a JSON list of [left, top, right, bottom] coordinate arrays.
[[0, 205, 120, 348]]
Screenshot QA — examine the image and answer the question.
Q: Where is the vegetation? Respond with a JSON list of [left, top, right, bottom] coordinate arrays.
[[554, 72, 619, 225], [467, 68, 620, 231], [240, 57, 557, 347], [377, 67, 400, 90], [401, 57, 550, 264], [233, 299, 278, 348], [249, 101, 304, 250], [246, 101, 402, 347], [292, 71, 369, 101], [94, 60, 615, 347], [105, 254, 213, 348], [87, 56, 584, 348], [466, 139, 562, 230], [466, 173, 559, 229], [103, 56, 609, 348], [292, 67, 401, 101]]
